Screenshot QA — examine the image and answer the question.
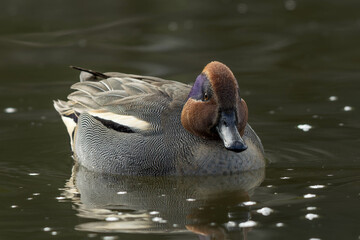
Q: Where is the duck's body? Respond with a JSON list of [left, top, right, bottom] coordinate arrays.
[[54, 61, 265, 175]]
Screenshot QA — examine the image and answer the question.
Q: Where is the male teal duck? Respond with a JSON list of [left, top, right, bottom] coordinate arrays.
[[54, 61, 265, 175]]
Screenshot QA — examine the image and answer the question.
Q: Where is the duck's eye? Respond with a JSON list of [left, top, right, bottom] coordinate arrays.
[[203, 92, 209, 101]]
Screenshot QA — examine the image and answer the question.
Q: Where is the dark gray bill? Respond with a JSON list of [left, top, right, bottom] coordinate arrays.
[[216, 111, 247, 152]]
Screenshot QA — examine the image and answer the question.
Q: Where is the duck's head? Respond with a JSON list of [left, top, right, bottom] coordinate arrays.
[[181, 61, 248, 152]]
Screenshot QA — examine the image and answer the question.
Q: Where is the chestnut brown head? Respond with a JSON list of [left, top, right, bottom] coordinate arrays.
[[181, 61, 248, 152]]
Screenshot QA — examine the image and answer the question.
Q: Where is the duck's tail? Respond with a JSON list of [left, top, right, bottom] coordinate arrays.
[[70, 66, 109, 82]]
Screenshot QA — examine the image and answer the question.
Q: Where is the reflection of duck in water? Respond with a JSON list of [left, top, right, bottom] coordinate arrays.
[[54, 61, 265, 175], [62, 166, 265, 239]]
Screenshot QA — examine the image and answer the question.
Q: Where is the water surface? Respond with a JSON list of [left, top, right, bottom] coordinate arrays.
[[1, 0, 359, 239]]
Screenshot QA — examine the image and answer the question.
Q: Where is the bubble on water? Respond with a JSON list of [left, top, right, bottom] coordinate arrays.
[[43, 227, 51, 232], [338, 123, 344, 127], [33, 193, 40, 196], [102, 236, 118, 240], [29, 173, 39, 176], [309, 238, 321, 240], [11, 205, 18, 208], [237, 3, 248, 14], [27, 197, 33, 200], [287, 168, 294, 171], [267, 185, 273, 188], [226, 221, 237, 227], [239, 220, 257, 228], [210, 222, 216, 226], [284, 0, 296, 11], [51, 231, 58, 236], [307, 206, 317, 211], [281, 176, 290, 180], [304, 194, 316, 198], [256, 207, 274, 216], [56, 196, 66, 200], [305, 213, 319, 220], [186, 198, 196, 202], [312, 115, 319, 119], [329, 96, 338, 101], [344, 106, 353, 111], [297, 124, 312, 132], [105, 217, 119, 222], [309, 185, 325, 189], [152, 217, 162, 222], [116, 191, 127, 195], [276, 222, 285, 227], [149, 211, 159, 215], [4, 107, 17, 113], [152, 217, 167, 223], [242, 201, 256, 206], [173, 223, 179, 228]]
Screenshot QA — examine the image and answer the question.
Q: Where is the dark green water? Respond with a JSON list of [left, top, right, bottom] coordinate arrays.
[[1, 0, 359, 239]]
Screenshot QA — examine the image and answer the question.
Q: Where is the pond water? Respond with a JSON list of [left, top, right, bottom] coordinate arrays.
[[1, 0, 359, 239]]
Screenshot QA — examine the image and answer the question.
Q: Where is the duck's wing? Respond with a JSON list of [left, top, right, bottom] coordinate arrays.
[[54, 68, 191, 136]]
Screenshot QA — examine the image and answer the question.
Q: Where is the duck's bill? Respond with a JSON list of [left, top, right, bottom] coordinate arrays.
[[216, 111, 248, 153]]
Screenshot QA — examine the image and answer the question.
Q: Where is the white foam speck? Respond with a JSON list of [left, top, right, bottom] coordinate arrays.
[[4, 107, 17, 113], [267, 185, 273, 188], [297, 124, 312, 132], [242, 201, 256, 206], [276, 222, 284, 227], [11, 205, 18, 208], [309, 185, 325, 189], [33, 193, 40, 196], [102, 236, 118, 240], [51, 231, 58, 236], [116, 191, 127, 195], [29, 173, 39, 176], [329, 96, 338, 101], [256, 207, 274, 216], [287, 168, 294, 171], [344, 106, 353, 111], [309, 238, 321, 240], [43, 227, 51, 232], [56, 196, 66, 200], [305, 213, 319, 220], [239, 220, 257, 228], [304, 194, 316, 198], [281, 177, 290, 180], [149, 211, 159, 215], [105, 217, 119, 222], [173, 223, 179, 228], [27, 197, 33, 200], [307, 206, 317, 211], [338, 123, 344, 127], [226, 221, 237, 227], [152, 217, 162, 222], [152, 217, 167, 223], [186, 198, 196, 202]]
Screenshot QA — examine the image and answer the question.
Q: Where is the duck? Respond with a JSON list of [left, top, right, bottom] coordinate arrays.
[[54, 61, 265, 175]]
